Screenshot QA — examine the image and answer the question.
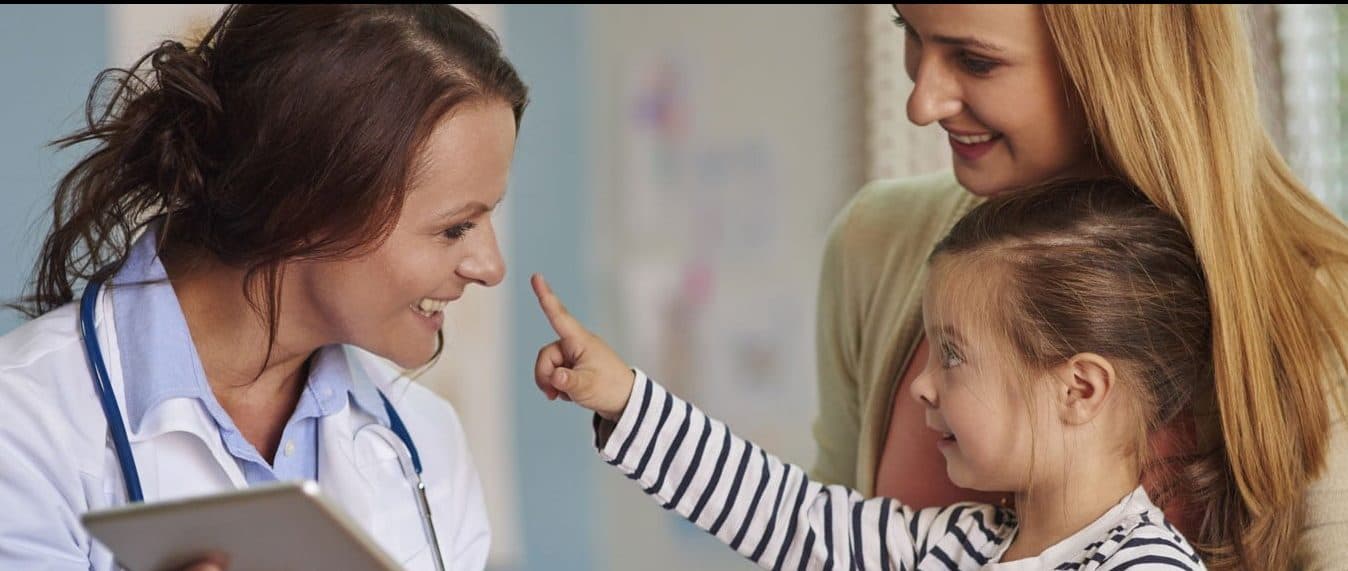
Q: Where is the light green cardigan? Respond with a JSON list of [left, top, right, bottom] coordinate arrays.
[[809, 170, 1348, 568]]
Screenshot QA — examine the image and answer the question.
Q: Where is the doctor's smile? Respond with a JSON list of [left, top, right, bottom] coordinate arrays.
[[0, 5, 525, 571]]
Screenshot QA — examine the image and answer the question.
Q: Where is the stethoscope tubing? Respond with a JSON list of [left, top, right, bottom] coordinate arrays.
[[79, 279, 443, 570]]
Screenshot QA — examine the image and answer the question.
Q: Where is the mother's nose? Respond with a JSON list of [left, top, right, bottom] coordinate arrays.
[[906, 59, 963, 127]]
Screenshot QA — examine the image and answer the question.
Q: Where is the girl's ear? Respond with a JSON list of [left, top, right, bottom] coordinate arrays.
[[1054, 352, 1116, 425]]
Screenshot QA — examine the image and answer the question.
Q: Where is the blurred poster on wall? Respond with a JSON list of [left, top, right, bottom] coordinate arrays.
[[588, 6, 865, 569], [613, 51, 810, 457]]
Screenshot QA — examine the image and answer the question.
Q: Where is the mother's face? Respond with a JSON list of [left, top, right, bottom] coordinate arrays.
[[895, 4, 1098, 196], [288, 100, 516, 369]]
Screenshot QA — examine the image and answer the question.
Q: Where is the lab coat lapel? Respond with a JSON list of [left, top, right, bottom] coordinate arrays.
[[136, 400, 248, 500], [319, 351, 431, 568], [98, 286, 246, 501], [318, 403, 376, 527]]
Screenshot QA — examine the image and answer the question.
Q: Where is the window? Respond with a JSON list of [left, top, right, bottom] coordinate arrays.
[[1272, 4, 1347, 215]]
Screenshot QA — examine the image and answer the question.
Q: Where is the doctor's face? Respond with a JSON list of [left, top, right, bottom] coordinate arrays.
[[289, 100, 515, 368]]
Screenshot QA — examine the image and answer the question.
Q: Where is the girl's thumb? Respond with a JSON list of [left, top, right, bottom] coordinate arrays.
[[553, 368, 576, 392]]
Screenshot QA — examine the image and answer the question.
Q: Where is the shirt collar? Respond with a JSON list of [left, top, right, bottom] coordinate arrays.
[[310, 344, 390, 426], [112, 221, 386, 433], [1000, 485, 1153, 565]]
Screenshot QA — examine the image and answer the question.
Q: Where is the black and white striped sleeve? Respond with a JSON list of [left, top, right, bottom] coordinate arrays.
[[594, 370, 967, 570]]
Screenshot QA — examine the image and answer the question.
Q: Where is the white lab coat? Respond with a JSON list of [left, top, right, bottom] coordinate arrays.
[[0, 288, 490, 571]]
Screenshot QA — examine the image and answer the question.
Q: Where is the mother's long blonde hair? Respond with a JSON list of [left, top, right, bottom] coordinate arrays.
[[1043, 5, 1348, 568]]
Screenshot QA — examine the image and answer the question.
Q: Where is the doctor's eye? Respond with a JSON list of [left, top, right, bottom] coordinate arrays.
[[443, 222, 476, 241]]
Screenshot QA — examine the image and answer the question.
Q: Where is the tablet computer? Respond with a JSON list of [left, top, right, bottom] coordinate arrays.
[[81, 480, 400, 571]]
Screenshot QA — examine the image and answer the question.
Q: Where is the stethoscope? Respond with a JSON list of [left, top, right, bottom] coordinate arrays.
[[79, 279, 447, 571]]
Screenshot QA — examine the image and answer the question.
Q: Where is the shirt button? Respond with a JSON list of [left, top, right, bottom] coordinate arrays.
[[283, 440, 296, 457]]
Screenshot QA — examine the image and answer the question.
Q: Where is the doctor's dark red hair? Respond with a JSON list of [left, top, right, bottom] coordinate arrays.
[[12, 5, 528, 346]]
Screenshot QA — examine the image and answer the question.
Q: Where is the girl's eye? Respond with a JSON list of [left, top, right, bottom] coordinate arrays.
[[941, 343, 964, 369], [443, 221, 476, 240], [959, 53, 999, 76]]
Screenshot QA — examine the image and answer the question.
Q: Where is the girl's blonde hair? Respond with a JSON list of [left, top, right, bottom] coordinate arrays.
[[1042, 5, 1348, 568]]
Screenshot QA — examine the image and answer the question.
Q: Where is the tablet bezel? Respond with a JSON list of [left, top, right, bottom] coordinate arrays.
[[81, 480, 403, 571]]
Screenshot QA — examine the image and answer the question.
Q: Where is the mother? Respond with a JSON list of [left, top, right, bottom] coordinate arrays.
[[811, 5, 1348, 569]]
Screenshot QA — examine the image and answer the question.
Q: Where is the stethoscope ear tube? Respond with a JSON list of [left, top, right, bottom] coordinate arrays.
[[360, 419, 444, 571], [380, 394, 422, 475], [376, 395, 445, 570], [81, 280, 146, 504]]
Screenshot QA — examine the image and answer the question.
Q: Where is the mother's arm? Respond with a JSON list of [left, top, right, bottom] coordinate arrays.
[[1298, 403, 1348, 568], [810, 173, 974, 489], [810, 192, 865, 488], [1297, 268, 1348, 568]]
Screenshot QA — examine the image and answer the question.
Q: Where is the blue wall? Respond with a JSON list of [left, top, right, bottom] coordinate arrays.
[[502, 6, 598, 571], [0, 5, 107, 333]]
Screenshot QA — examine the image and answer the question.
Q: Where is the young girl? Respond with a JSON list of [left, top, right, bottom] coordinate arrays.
[[531, 178, 1211, 568]]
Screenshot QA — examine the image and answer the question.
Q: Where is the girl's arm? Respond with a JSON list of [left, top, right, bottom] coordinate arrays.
[[528, 274, 1008, 569], [598, 369, 1010, 569]]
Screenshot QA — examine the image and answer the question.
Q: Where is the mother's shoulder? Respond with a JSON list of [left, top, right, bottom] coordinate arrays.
[[853, 170, 966, 208], [828, 170, 977, 254]]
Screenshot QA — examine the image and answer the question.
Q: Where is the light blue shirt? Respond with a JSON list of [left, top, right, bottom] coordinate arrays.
[[111, 223, 387, 485]]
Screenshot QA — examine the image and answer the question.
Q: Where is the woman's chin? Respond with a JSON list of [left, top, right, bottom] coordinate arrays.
[[391, 339, 439, 370], [361, 331, 440, 371], [951, 167, 1011, 198]]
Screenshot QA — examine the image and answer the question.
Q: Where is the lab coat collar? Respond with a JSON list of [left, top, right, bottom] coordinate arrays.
[[111, 221, 211, 436], [97, 222, 396, 496], [110, 220, 388, 445]]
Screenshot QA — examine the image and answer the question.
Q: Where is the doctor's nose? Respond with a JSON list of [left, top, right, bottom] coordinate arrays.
[[460, 222, 505, 287]]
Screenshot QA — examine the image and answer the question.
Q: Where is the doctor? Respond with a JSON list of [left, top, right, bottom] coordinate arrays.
[[0, 5, 527, 571]]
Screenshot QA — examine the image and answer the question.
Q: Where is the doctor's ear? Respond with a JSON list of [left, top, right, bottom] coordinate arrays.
[[1053, 353, 1116, 425]]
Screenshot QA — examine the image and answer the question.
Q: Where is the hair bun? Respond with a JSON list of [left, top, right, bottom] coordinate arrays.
[[143, 39, 222, 208]]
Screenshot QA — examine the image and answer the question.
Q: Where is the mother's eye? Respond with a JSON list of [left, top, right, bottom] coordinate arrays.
[[958, 53, 1000, 76]]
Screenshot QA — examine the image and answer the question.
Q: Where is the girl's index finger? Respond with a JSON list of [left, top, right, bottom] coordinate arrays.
[[531, 273, 586, 340]]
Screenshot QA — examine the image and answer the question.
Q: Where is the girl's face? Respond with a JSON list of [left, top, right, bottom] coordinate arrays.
[[287, 100, 516, 369], [895, 4, 1099, 196], [909, 258, 1060, 492]]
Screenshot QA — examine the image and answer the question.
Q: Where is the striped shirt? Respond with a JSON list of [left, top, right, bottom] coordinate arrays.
[[595, 371, 1206, 570]]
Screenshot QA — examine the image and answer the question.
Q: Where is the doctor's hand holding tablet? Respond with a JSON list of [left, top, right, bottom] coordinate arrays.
[[0, 4, 527, 570]]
